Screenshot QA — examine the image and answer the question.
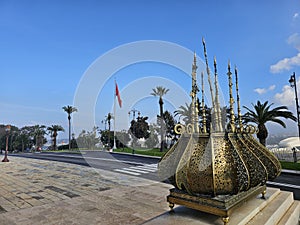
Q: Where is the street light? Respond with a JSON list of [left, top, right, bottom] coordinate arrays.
[[289, 72, 299, 163], [101, 116, 108, 130], [128, 109, 140, 121], [289, 72, 300, 138], [2, 125, 11, 162]]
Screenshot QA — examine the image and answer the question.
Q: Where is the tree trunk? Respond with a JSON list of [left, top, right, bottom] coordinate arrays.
[[257, 124, 268, 146], [53, 131, 57, 150], [68, 114, 71, 150], [159, 97, 164, 152], [258, 138, 266, 146]]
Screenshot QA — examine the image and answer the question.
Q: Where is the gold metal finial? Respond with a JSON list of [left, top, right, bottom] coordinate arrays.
[[190, 52, 199, 133], [235, 65, 243, 129], [201, 71, 207, 133], [213, 56, 222, 132], [227, 61, 235, 132], [202, 38, 215, 123], [192, 51, 198, 71]]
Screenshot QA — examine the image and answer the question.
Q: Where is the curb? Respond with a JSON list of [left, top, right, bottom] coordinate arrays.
[[281, 169, 300, 175]]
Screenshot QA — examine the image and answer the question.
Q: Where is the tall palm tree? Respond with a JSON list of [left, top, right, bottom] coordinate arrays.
[[107, 113, 113, 148], [47, 125, 64, 150], [243, 100, 297, 146], [107, 113, 112, 131], [174, 102, 192, 124], [62, 105, 78, 150], [151, 86, 169, 152], [33, 125, 46, 151]]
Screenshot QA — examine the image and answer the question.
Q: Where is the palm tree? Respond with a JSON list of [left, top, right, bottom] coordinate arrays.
[[107, 113, 113, 148], [107, 113, 112, 131], [174, 103, 192, 124], [62, 105, 78, 150], [33, 125, 46, 151], [151, 86, 169, 152], [47, 125, 64, 150], [243, 100, 297, 146]]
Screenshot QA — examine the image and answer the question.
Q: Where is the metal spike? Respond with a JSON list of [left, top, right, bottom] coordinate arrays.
[[235, 65, 243, 129], [227, 61, 235, 132]]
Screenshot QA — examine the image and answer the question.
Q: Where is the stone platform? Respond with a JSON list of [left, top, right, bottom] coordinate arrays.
[[143, 188, 300, 225], [0, 156, 173, 225]]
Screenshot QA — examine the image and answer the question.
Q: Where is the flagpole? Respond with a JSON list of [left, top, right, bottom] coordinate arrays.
[[113, 80, 117, 150]]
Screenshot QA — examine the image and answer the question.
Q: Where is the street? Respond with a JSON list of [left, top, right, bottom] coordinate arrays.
[[9, 151, 300, 200]]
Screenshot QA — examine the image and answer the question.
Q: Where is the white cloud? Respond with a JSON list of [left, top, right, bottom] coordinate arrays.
[[254, 85, 276, 95], [293, 13, 299, 20], [254, 88, 266, 94], [270, 52, 300, 73], [287, 33, 300, 51], [274, 83, 298, 107], [269, 85, 276, 91], [270, 33, 300, 73]]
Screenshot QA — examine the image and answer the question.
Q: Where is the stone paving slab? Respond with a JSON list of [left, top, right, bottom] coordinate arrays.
[[0, 156, 172, 224]]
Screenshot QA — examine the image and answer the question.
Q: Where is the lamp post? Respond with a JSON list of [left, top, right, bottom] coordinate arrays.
[[128, 109, 140, 121], [101, 116, 108, 130], [289, 72, 300, 138], [2, 125, 11, 162], [289, 72, 299, 163]]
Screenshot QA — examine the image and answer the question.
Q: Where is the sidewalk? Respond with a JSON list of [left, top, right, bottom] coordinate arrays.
[[0, 156, 172, 225]]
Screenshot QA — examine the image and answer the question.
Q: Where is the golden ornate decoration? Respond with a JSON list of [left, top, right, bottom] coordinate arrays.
[[158, 39, 281, 225]]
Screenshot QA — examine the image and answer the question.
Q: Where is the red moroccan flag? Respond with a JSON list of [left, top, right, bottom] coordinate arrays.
[[115, 82, 122, 108]]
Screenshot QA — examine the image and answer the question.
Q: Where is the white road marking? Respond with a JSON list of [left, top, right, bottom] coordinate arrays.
[[114, 164, 158, 176], [114, 169, 141, 176], [267, 181, 300, 190], [134, 166, 157, 172], [122, 167, 149, 174]]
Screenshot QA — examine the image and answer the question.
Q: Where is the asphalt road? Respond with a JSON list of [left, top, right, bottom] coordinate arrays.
[[7, 151, 300, 200]]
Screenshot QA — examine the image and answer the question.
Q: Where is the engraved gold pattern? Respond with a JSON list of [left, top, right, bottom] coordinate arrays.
[[158, 40, 281, 225]]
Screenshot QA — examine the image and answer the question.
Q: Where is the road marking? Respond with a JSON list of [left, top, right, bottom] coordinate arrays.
[[267, 181, 300, 190], [122, 167, 149, 174], [114, 164, 158, 176], [114, 169, 140, 176], [143, 164, 158, 168], [134, 166, 157, 172]]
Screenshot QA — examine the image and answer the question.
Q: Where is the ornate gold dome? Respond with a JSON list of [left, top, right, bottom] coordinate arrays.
[[158, 130, 281, 196], [158, 40, 281, 197]]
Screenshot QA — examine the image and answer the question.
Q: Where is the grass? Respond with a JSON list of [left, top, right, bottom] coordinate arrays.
[[280, 161, 300, 171]]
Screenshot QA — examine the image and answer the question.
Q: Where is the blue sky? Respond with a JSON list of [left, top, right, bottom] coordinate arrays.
[[0, 0, 300, 138]]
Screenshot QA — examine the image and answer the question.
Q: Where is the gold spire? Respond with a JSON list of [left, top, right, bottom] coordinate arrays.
[[202, 38, 215, 112], [191, 52, 199, 133], [227, 60, 235, 132], [201, 71, 207, 133], [213, 56, 223, 132], [235, 66, 243, 129]]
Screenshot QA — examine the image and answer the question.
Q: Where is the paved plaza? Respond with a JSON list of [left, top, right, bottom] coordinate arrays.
[[0, 156, 172, 225]]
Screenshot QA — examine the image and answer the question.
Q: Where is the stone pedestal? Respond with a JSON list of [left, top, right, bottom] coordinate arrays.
[[166, 186, 266, 224], [143, 188, 300, 225]]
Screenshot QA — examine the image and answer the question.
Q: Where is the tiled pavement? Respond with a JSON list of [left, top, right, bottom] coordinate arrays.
[[0, 156, 172, 225]]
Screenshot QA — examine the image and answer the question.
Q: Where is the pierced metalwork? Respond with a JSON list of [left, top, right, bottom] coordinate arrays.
[[158, 39, 281, 225]]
